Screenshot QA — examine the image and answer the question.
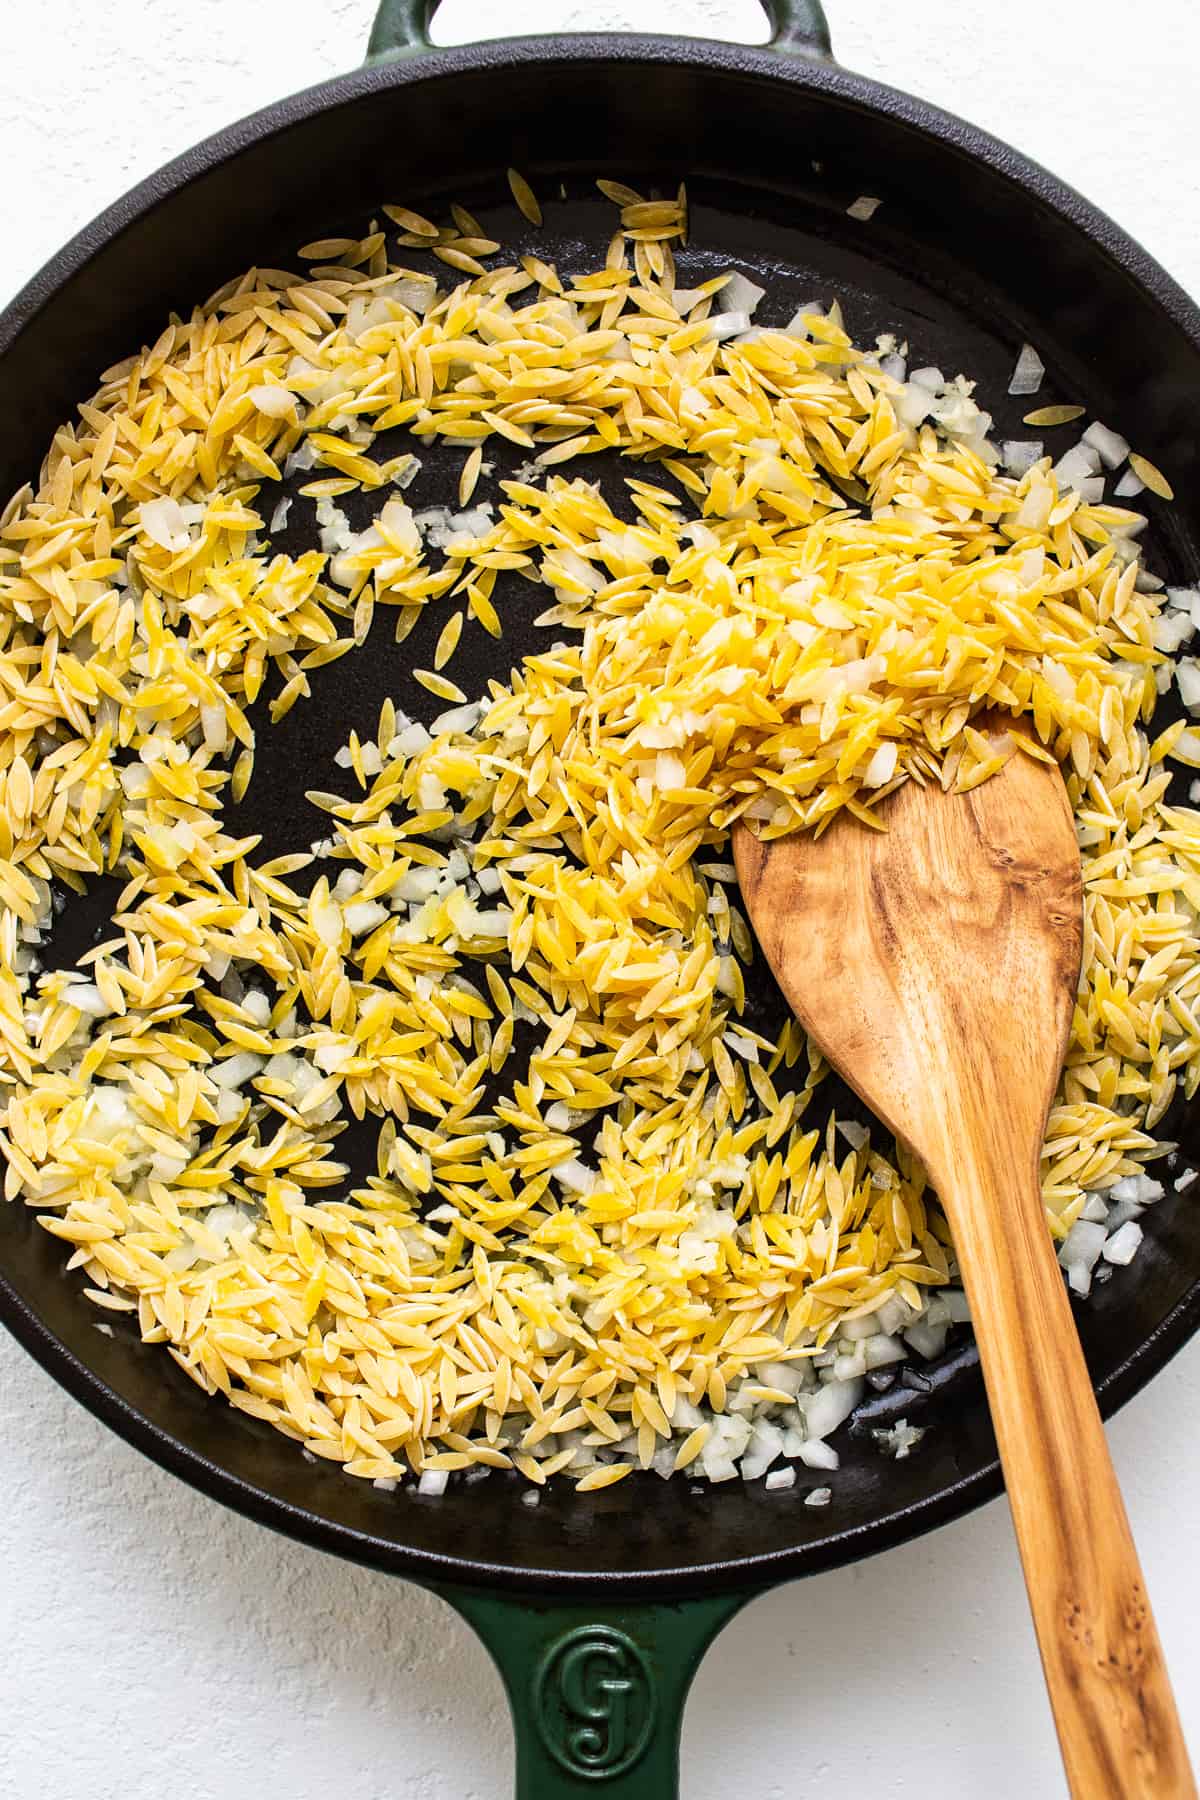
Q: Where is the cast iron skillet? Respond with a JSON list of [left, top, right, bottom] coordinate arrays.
[[2, 2, 1200, 1792]]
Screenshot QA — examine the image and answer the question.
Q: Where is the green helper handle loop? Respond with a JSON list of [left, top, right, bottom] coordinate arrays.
[[433, 1582, 756, 1798], [367, 0, 832, 60]]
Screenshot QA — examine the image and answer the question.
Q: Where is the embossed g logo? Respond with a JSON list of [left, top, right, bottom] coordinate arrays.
[[535, 1625, 656, 1779]]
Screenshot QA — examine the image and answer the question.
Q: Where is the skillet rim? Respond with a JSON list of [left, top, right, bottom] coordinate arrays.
[[4, 32, 1200, 366], [2, 30, 1200, 1596]]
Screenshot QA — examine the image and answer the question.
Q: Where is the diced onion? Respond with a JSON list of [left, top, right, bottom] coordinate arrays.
[[249, 385, 296, 418], [1082, 420, 1130, 469], [1002, 439, 1043, 476], [140, 496, 191, 551], [1103, 1221, 1144, 1265], [707, 311, 752, 342], [718, 271, 766, 317], [210, 1052, 264, 1090], [1007, 342, 1045, 396], [862, 741, 897, 787]]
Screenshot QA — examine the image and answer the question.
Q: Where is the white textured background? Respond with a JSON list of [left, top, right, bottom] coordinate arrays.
[[2, 3, 1199, 1795]]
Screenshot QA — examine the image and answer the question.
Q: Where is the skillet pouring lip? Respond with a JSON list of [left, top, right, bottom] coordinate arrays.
[[3, 31, 1200, 1596]]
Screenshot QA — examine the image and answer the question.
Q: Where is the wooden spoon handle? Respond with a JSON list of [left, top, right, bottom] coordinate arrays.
[[947, 1155, 1195, 1798]]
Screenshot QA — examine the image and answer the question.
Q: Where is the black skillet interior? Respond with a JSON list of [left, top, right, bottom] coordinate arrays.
[[3, 39, 1200, 1594]]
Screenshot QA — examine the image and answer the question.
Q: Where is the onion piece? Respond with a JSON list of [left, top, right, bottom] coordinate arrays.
[[784, 301, 822, 337], [1103, 1221, 1144, 1266], [344, 900, 389, 936], [140, 496, 191, 551], [63, 982, 108, 1017], [717, 271, 766, 317], [796, 1438, 839, 1471], [1007, 342, 1045, 396], [1002, 439, 1044, 477], [1152, 611, 1194, 653], [873, 1418, 925, 1459], [1082, 420, 1131, 470], [862, 740, 897, 787], [799, 1376, 862, 1440], [1054, 441, 1102, 492], [1059, 1216, 1108, 1296], [200, 704, 227, 753], [210, 1052, 264, 1090], [248, 384, 296, 418], [707, 311, 752, 342]]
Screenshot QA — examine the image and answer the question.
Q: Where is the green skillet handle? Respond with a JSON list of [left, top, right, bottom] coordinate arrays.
[[366, 0, 832, 58], [367, 0, 435, 57], [435, 1583, 753, 1798], [759, 0, 832, 55]]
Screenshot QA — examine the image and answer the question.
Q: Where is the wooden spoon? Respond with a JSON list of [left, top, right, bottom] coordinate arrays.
[[734, 720, 1195, 1798]]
